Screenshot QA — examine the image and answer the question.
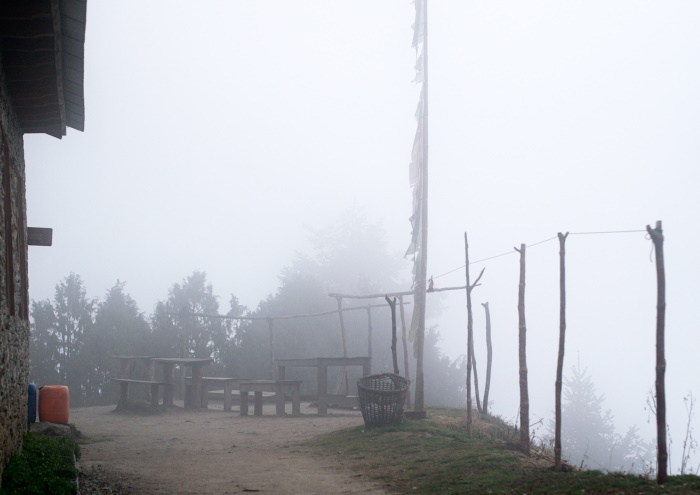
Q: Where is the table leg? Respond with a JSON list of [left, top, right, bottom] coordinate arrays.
[[317, 364, 328, 415], [162, 364, 175, 406], [275, 383, 285, 416], [188, 365, 203, 410], [223, 381, 232, 412], [201, 381, 209, 409], [119, 359, 130, 379], [254, 391, 263, 416], [150, 383, 159, 407], [240, 390, 249, 416], [363, 359, 371, 377], [145, 360, 155, 402], [292, 384, 301, 416]]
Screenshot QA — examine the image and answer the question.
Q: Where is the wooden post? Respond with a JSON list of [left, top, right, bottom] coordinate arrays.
[[366, 304, 373, 363], [267, 318, 276, 379], [481, 302, 492, 415], [647, 221, 667, 484], [398, 295, 412, 408], [145, 358, 155, 403], [554, 232, 569, 470], [413, 0, 429, 418], [515, 243, 530, 453], [472, 342, 482, 414], [189, 364, 203, 410], [386, 296, 400, 375], [335, 296, 350, 394], [464, 232, 485, 433], [317, 363, 329, 415], [465, 234, 473, 434]]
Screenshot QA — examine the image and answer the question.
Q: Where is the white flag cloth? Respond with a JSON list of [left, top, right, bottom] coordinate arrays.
[[407, 0, 427, 346], [412, 0, 426, 49], [406, 0, 427, 287]]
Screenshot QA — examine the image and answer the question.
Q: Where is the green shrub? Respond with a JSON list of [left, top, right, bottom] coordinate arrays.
[[1, 433, 80, 495]]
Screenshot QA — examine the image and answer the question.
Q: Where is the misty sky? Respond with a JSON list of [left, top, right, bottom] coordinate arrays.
[[24, 1, 700, 469]]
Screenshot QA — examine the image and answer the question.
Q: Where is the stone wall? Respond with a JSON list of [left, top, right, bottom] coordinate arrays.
[[0, 59, 30, 482]]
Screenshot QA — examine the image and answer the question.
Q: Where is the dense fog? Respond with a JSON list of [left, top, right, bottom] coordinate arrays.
[[24, 1, 700, 474]]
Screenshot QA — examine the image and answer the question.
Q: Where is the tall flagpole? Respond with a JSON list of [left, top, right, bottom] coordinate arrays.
[[413, 0, 429, 415]]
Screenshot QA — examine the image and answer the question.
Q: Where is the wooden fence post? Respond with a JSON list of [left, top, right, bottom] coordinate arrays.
[[335, 296, 350, 394], [555, 232, 569, 470], [398, 295, 412, 408], [464, 232, 485, 433], [481, 302, 493, 415], [647, 221, 667, 484], [267, 318, 276, 379], [386, 296, 400, 375], [366, 304, 373, 364], [515, 243, 530, 453]]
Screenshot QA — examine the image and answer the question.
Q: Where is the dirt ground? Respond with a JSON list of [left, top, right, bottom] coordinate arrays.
[[72, 401, 388, 495]]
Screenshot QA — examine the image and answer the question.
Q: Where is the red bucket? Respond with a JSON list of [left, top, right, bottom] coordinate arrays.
[[38, 385, 69, 424]]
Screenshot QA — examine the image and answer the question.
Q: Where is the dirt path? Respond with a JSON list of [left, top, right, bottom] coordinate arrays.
[[72, 402, 387, 495]]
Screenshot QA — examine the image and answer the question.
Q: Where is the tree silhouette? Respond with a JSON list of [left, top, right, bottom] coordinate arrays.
[[151, 271, 226, 360], [551, 363, 653, 473]]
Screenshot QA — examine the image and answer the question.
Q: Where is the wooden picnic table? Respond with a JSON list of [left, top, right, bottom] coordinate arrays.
[[111, 356, 162, 407], [277, 357, 371, 415], [185, 376, 248, 412], [150, 358, 213, 409]]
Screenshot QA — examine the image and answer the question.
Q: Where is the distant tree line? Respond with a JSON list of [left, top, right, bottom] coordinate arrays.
[[546, 363, 655, 474], [29, 212, 467, 407]]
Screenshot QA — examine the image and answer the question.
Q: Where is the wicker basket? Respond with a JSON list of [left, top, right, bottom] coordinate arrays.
[[357, 373, 409, 427]]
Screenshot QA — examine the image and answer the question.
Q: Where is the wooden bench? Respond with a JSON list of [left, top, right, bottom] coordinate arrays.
[[238, 380, 302, 417], [185, 377, 248, 412], [111, 378, 169, 407]]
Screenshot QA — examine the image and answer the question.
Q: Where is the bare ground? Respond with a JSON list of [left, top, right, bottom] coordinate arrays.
[[72, 401, 388, 495]]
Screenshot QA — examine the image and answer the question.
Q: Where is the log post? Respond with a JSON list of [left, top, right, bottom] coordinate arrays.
[[335, 296, 350, 394], [398, 295, 412, 408], [554, 232, 569, 470], [515, 243, 530, 453], [472, 341, 482, 414], [386, 296, 400, 375], [267, 318, 276, 379], [366, 304, 373, 365], [464, 232, 485, 433], [481, 302, 492, 415], [647, 221, 667, 484]]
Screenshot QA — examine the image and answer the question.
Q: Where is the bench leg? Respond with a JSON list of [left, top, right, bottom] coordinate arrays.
[[254, 391, 263, 416], [145, 361, 155, 403], [275, 385, 285, 416], [240, 391, 249, 416], [292, 385, 301, 416], [317, 364, 328, 415], [223, 382, 232, 412]]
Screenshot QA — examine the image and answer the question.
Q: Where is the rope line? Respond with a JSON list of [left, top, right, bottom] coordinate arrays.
[[432, 229, 646, 280], [570, 229, 646, 235]]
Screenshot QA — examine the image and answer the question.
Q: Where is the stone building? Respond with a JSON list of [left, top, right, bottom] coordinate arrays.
[[0, 0, 86, 481]]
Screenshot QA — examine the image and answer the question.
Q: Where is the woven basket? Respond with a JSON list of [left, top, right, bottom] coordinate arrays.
[[357, 373, 409, 427]]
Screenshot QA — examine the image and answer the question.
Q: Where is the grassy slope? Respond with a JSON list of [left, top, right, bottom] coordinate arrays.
[[307, 408, 700, 495]]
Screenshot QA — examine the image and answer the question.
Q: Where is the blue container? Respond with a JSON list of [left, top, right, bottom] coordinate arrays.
[[27, 382, 37, 424]]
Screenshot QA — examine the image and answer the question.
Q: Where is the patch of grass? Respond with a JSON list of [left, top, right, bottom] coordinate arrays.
[[1, 433, 80, 495], [307, 407, 700, 494]]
